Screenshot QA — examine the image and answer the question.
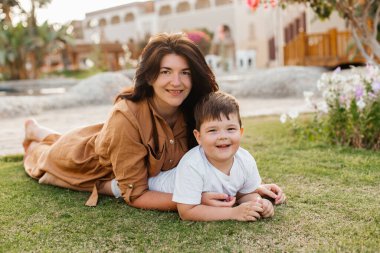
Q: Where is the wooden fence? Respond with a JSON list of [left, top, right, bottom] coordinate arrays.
[[284, 29, 367, 67]]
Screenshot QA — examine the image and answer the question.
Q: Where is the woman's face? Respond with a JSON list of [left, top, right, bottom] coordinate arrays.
[[151, 53, 192, 112]]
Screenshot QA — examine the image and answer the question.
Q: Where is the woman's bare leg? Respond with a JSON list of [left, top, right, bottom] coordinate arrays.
[[23, 119, 59, 153], [98, 180, 114, 196]]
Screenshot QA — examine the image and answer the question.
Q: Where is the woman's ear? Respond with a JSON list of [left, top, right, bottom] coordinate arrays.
[[193, 129, 201, 145]]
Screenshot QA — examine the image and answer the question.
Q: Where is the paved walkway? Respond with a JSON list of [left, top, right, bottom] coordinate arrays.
[[0, 98, 310, 156]]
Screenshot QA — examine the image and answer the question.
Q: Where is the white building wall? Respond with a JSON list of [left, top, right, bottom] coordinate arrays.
[[157, 7, 234, 34], [80, 0, 347, 68], [307, 10, 346, 33]]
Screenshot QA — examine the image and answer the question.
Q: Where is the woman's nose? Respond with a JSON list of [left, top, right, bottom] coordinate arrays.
[[171, 73, 181, 86]]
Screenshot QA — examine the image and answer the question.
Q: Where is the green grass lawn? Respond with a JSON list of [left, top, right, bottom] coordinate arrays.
[[1, 116, 379, 252]]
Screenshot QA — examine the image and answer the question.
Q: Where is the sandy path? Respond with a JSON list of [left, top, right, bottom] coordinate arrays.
[[0, 98, 310, 156]]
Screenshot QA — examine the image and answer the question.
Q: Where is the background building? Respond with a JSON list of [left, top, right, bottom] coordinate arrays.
[[79, 0, 347, 68]]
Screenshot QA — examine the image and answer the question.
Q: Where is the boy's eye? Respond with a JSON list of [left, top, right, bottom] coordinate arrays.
[[207, 129, 216, 133]]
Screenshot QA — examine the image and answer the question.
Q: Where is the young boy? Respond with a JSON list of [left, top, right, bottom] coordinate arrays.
[[171, 91, 274, 221], [114, 92, 284, 220]]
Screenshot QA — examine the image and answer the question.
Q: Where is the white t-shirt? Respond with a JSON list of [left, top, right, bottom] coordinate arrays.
[[148, 167, 177, 193], [116, 146, 261, 201], [172, 146, 262, 205], [112, 168, 175, 198]]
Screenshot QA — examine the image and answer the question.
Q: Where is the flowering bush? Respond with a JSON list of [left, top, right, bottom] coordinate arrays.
[[185, 30, 212, 56], [281, 65, 380, 150]]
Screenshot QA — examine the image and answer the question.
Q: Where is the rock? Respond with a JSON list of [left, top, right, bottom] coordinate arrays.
[[0, 72, 132, 119], [218, 66, 325, 98], [0, 67, 327, 119]]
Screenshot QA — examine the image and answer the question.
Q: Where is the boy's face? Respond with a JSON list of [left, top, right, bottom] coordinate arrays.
[[193, 113, 243, 168]]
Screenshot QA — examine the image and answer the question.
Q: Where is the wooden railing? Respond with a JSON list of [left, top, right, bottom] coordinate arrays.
[[284, 29, 366, 67]]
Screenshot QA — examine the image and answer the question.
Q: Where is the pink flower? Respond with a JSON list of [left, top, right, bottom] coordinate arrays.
[[339, 95, 346, 105], [372, 81, 380, 93], [355, 85, 364, 99], [186, 31, 210, 44], [247, 0, 260, 9], [333, 66, 341, 74]]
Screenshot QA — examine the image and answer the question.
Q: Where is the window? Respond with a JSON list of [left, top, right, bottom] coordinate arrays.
[[99, 18, 107, 27], [215, 0, 231, 6], [142, 2, 154, 13], [195, 0, 210, 10], [124, 13, 135, 22], [268, 37, 276, 60], [159, 5, 172, 16], [111, 16, 120, 24], [176, 2, 191, 13]]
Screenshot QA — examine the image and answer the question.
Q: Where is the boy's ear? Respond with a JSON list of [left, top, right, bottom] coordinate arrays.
[[193, 129, 201, 145], [240, 127, 244, 136]]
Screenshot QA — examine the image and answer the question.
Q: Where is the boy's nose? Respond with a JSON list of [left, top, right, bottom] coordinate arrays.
[[217, 134, 227, 140]]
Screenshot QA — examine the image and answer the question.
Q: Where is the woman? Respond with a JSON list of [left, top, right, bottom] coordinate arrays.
[[24, 33, 218, 209], [24, 33, 284, 210]]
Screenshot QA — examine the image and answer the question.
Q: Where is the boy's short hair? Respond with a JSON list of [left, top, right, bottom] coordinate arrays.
[[194, 91, 242, 130]]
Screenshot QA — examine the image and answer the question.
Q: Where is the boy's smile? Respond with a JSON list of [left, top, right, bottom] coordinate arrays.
[[193, 113, 243, 173]]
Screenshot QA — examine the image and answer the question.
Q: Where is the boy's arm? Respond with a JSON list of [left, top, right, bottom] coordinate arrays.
[[255, 184, 286, 205], [236, 192, 261, 204], [237, 192, 274, 218], [177, 202, 263, 222]]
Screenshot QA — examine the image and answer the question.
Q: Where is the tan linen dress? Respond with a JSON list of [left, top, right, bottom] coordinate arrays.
[[24, 98, 188, 206]]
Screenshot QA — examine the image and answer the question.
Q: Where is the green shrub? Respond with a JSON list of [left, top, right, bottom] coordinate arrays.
[[282, 66, 380, 150]]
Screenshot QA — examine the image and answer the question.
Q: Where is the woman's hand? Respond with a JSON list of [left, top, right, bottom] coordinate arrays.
[[201, 192, 236, 207], [257, 184, 286, 205]]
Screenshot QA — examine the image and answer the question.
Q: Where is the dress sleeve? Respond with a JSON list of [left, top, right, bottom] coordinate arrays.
[[97, 109, 149, 204]]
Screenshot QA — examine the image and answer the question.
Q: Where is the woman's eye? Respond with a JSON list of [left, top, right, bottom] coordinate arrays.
[[182, 71, 191, 76], [160, 70, 170, 75]]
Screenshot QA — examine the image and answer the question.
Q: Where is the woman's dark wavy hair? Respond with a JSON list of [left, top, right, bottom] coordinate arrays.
[[116, 32, 219, 148]]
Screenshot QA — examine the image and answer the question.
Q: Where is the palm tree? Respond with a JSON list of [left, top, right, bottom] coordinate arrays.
[[0, 22, 29, 79], [0, 0, 73, 80], [0, 0, 20, 24], [31, 22, 74, 77]]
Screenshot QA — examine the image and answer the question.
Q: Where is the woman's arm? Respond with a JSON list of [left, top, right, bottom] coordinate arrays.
[[129, 190, 177, 211], [201, 192, 236, 207]]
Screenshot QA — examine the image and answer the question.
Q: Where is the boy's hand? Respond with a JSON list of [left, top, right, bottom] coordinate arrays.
[[232, 201, 263, 221], [201, 192, 236, 207], [257, 184, 286, 205], [258, 198, 274, 218]]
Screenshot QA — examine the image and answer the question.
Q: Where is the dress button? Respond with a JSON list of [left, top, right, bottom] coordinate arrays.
[[169, 139, 175, 144], [128, 184, 133, 188], [169, 159, 173, 163]]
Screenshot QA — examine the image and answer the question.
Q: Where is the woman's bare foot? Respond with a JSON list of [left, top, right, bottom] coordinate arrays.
[[24, 119, 43, 142], [23, 119, 57, 153], [23, 119, 38, 153]]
